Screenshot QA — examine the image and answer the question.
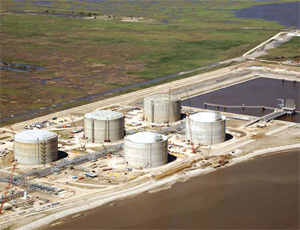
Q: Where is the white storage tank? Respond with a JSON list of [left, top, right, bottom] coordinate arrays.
[[84, 110, 125, 143], [186, 112, 226, 145], [14, 130, 58, 165], [124, 132, 168, 168], [144, 94, 181, 123]]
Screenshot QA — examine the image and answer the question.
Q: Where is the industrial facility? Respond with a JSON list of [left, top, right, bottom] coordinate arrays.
[[0, 79, 298, 225], [0, 24, 299, 229], [143, 94, 181, 123], [186, 112, 226, 145], [124, 132, 168, 168], [14, 130, 58, 165], [84, 110, 125, 143]]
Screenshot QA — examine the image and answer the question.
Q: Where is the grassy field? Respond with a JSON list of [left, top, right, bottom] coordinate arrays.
[[261, 37, 300, 61], [0, 0, 296, 124]]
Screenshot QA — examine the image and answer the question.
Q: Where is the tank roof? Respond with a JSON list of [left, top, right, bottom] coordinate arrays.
[[15, 130, 57, 143], [126, 132, 167, 143], [146, 94, 180, 102], [190, 112, 225, 122], [85, 110, 124, 120]]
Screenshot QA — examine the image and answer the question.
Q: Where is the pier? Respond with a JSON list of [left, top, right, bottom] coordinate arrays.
[[204, 103, 277, 112], [204, 99, 297, 127], [244, 110, 287, 127]]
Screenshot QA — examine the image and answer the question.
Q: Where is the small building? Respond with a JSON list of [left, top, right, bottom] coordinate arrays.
[[84, 173, 98, 178]]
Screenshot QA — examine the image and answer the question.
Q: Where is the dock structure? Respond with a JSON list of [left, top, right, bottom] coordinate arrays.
[[204, 103, 277, 111], [244, 110, 287, 127], [281, 99, 297, 116], [204, 99, 297, 127]]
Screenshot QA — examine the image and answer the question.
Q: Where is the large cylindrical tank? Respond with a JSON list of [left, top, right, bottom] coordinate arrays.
[[144, 94, 181, 123], [14, 130, 58, 165], [186, 112, 226, 145], [84, 110, 125, 143], [124, 132, 168, 168]]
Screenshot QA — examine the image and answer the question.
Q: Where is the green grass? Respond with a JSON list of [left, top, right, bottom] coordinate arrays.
[[116, 62, 235, 96], [27, 103, 51, 110], [136, 38, 248, 79], [60, 101, 89, 110], [0, 57, 45, 66], [0, 121, 16, 127], [85, 58, 113, 65], [1, 11, 276, 80], [44, 86, 82, 95], [0, 0, 296, 123], [0, 88, 24, 96], [261, 37, 300, 61]]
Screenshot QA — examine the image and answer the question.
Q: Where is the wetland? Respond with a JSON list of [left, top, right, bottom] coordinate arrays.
[[0, 0, 298, 125]]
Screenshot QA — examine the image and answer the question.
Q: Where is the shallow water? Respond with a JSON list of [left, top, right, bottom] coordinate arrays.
[[47, 150, 300, 229], [0, 61, 44, 73], [234, 2, 300, 29]]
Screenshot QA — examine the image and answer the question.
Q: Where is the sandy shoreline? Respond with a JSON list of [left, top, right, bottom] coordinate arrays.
[[51, 148, 299, 230], [13, 143, 299, 230]]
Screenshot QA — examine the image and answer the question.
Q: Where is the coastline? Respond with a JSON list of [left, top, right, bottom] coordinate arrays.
[[0, 2, 299, 229], [0, 59, 297, 230], [13, 143, 300, 230], [48, 148, 299, 230]]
